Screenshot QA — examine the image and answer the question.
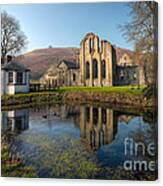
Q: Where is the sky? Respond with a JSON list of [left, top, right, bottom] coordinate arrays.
[[2, 3, 133, 53]]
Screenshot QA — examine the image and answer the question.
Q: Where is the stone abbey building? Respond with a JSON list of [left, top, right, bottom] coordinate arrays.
[[41, 32, 145, 86]]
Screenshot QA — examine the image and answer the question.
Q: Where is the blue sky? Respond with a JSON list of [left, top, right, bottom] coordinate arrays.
[[2, 3, 133, 53]]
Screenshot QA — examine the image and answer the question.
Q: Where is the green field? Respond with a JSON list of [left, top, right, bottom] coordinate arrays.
[[58, 85, 146, 95]]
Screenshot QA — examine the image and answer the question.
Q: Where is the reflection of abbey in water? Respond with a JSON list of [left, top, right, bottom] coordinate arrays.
[[34, 104, 118, 150], [79, 106, 118, 150], [1, 105, 118, 150], [2, 105, 148, 151], [1, 109, 29, 133], [1, 106, 118, 150]]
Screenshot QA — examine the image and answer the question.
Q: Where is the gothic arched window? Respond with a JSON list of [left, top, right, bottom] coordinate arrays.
[[86, 62, 90, 79], [101, 60, 106, 79], [89, 38, 93, 53], [73, 73, 76, 81], [93, 59, 98, 79]]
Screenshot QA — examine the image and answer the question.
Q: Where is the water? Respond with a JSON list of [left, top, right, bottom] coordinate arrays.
[[1, 103, 157, 179]]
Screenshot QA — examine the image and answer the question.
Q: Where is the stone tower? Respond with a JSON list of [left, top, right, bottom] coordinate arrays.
[[79, 32, 116, 87]]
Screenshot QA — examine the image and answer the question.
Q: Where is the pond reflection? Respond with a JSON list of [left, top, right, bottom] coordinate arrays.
[[2, 109, 29, 133], [80, 106, 118, 150], [2, 105, 118, 151], [1, 104, 157, 178]]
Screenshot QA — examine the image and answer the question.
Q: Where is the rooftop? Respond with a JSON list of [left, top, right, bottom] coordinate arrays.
[[58, 60, 78, 69], [2, 61, 30, 71]]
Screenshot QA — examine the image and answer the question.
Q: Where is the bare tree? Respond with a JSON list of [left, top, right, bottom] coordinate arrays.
[[120, 1, 158, 85], [1, 10, 27, 63]]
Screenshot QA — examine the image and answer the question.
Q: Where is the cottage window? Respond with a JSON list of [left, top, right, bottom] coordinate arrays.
[[16, 72, 23, 84], [8, 72, 13, 83]]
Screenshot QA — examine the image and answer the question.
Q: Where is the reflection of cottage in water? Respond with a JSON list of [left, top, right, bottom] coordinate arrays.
[[1, 109, 29, 133], [79, 106, 118, 150]]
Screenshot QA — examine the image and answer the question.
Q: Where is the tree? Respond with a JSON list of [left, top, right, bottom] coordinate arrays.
[[120, 1, 158, 85], [1, 10, 27, 64]]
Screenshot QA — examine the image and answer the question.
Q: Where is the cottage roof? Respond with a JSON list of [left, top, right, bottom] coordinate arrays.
[[2, 61, 30, 71], [58, 60, 78, 69]]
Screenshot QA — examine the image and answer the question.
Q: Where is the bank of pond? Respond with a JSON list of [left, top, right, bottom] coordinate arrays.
[[1, 86, 156, 109]]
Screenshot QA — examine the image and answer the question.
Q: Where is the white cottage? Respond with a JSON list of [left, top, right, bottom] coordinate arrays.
[[1, 61, 30, 95]]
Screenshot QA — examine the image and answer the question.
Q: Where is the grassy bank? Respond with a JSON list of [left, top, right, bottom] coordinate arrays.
[[2, 91, 62, 108], [2, 85, 155, 108], [2, 86, 146, 99]]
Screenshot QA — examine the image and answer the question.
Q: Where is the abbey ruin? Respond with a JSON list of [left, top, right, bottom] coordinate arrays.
[[41, 32, 145, 87]]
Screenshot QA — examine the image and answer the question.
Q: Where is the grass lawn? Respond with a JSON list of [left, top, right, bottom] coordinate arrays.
[[2, 86, 146, 99], [58, 85, 146, 95]]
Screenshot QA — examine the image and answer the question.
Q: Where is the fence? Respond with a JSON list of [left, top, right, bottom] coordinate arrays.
[[29, 83, 60, 92]]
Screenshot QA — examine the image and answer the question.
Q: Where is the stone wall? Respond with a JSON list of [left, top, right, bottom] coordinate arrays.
[[115, 66, 139, 86], [63, 92, 155, 108]]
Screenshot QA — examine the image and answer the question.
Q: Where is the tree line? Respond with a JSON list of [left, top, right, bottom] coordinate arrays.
[[121, 1, 158, 85]]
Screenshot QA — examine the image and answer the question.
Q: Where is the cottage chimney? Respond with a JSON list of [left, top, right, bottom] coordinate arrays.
[[7, 55, 12, 63]]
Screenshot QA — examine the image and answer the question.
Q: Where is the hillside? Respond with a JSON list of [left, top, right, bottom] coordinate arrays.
[[18, 47, 134, 80], [17, 47, 79, 80]]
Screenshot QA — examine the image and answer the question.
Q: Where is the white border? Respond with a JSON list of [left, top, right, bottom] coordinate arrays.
[[0, 0, 162, 186], [0, 0, 159, 4]]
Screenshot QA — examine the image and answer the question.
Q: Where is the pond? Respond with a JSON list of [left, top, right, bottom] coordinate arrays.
[[1, 103, 157, 180]]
